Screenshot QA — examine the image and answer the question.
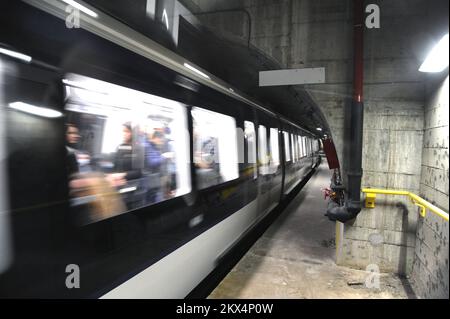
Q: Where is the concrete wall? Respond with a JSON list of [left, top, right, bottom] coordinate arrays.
[[188, 0, 426, 274], [411, 76, 449, 299], [327, 0, 432, 277], [184, 0, 448, 293]]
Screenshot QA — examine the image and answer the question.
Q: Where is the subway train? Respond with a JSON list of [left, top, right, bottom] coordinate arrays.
[[0, 0, 321, 298]]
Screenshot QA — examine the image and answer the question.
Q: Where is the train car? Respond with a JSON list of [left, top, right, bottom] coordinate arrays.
[[0, 0, 320, 298]]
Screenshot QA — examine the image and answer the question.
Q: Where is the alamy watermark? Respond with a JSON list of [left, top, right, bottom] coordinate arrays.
[[366, 4, 381, 29], [365, 264, 380, 289], [62, 3, 380, 30], [65, 263, 80, 289], [65, 5, 80, 29]]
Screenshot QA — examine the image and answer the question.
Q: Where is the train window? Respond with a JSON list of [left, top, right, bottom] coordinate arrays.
[[192, 107, 239, 189], [292, 134, 296, 162], [305, 137, 309, 156], [245, 121, 257, 179], [290, 134, 296, 163], [258, 125, 270, 175], [269, 128, 280, 168], [298, 135, 304, 158], [63, 73, 191, 224], [291, 134, 298, 161], [283, 131, 291, 162], [302, 137, 307, 157]]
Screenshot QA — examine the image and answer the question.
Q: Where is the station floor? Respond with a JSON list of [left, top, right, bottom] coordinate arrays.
[[209, 163, 414, 299]]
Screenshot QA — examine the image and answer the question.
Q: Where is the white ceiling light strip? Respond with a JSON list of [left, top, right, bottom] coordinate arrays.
[[0, 48, 32, 63]]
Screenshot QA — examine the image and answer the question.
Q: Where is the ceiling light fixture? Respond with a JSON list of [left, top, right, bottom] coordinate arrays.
[[419, 33, 449, 73]]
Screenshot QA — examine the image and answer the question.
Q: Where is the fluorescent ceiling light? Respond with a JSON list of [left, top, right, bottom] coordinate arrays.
[[0, 48, 32, 63], [61, 0, 98, 18], [184, 63, 210, 79], [419, 33, 449, 73], [8, 102, 63, 118]]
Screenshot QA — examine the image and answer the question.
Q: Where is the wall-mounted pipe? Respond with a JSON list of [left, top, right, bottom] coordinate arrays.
[[326, 0, 364, 223]]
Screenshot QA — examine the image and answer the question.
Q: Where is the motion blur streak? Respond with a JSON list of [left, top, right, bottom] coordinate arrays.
[[0, 57, 13, 274]]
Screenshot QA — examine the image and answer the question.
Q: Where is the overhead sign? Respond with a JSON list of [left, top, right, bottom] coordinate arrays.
[[259, 67, 325, 86]]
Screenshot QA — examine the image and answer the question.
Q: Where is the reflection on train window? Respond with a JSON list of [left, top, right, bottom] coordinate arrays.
[[298, 135, 304, 158], [293, 135, 298, 162], [63, 73, 191, 224], [303, 136, 309, 156], [314, 140, 319, 152], [306, 138, 311, 155], [302, 136, 307, 157], [192, 107, 238, 190], [258, 125, 270, 175], [283, 132, 291, 162], [290, 134, 296, 163], [269, 128, 280, 169], [244, 121, 257, 179]]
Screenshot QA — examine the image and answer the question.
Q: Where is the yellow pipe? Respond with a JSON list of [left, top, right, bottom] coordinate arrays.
[[362, 188, 449, 222]]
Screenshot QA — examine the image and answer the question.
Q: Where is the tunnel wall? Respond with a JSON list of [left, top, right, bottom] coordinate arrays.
[[184, 0, 447, 282], [411, 76, 449, 299]]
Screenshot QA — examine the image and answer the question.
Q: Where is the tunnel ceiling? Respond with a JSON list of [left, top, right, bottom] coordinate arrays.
[[176, 16, 330, 135], [82, 0, 330, 135]]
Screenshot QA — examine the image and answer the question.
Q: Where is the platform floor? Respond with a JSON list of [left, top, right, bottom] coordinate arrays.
[[209, 163, 414, 299]]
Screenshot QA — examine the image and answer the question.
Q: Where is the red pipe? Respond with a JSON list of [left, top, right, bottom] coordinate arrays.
[[353, 0, 364, 103]]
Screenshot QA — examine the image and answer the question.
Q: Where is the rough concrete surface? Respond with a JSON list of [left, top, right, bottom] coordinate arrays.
[[411, 76, 449, 299], [186, 0, 430, 274], [209, 164, 414, 299], [186, 0, 448, 298]]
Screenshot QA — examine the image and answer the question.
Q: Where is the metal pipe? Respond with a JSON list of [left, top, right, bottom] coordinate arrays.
[[348, 0, 364, 210], [326, 0, 364, 222]]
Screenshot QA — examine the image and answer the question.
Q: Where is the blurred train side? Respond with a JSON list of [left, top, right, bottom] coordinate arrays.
[[0, 0, 320, 298]]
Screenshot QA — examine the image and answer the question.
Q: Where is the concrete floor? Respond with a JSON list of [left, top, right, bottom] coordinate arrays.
[[209, 163, 414, 299]]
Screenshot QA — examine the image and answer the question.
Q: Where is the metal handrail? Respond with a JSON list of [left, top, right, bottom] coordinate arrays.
[[362, 188, 449, 221]]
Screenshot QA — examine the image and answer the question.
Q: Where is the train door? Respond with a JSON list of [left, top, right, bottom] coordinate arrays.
[[0, 54, 69, 297], [257, 121, 271, 215], [243, 119, 258, 222], [282, 124, 294, 195], [268, 121, 282, 206], [297, 134, 306, 179]]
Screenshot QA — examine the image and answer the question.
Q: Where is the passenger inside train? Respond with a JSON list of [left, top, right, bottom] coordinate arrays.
[[64, 73, 191, 224]]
